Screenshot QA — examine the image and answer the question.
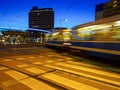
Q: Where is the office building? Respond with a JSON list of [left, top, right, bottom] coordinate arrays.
[[95, 3, 104, 20], [104, 0, 120, 18], [95, 0, 120, 20], [29, 6, 54, 31]]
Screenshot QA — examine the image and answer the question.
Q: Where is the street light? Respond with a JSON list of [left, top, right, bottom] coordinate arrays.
[[59, 19, 68, 29]]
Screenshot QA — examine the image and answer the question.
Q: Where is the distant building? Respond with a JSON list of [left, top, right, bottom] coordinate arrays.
[[104, 0, 120, 18], [53, 27, 68, 32], [95, 0, 120, 20], [95, 3, 104, 20], [29, 6, 54, 31]]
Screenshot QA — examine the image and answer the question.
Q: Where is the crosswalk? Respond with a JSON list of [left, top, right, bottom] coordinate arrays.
[[1, 68, 57, 90], [43, 64, 120, 90], [0, 54, 120, 90], [41, 73, 99, 90]]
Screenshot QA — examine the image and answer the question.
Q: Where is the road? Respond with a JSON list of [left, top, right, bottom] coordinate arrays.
[[0, 47, 120, 90]]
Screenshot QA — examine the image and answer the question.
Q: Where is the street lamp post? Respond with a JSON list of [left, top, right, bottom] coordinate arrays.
[[59, 19, 68, 29]]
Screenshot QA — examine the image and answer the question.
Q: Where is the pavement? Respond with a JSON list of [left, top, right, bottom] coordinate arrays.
[[0, 47, 120, 90]]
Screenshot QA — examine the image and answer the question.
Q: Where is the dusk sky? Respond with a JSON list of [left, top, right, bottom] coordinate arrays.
[[0, 0, 110, 30]]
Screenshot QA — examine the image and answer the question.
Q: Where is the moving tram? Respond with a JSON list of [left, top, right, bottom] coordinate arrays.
[[45, 15, 120, 61]]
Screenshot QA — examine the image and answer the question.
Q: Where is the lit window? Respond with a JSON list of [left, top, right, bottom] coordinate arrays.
[[113, 0, 117, 4], [37, 13, 40, 15], [113, 4, 117, 7]]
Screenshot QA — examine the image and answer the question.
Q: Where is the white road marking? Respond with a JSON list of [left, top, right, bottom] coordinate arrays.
[[29, 57, 35, 59], [1, 80, 18, 87], [38, 56, 44, 57], [33, 62, 42, 65], [66, 58, 73, 60], [66, 61, 100, 68], [56, 63, 120, 79], [5, 70, 28, 80], [48, 55, 54, 56], [25, 67, 44, 74], [56, 59, 64, 61], [17, 64, 29, 68], [46, 61, 54, 63], [44, 65, 120, 86], [3, 59, 12, 61], [20, 78, 57, 90], [42, 73, 99, 90], [0, 67, 8, 70], [16, 58, 24, 60]]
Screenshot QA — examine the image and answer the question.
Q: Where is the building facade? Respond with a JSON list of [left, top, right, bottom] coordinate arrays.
[[29, 6, 54, 31], [95, 0, 120, 20], [95, 3, 104, 20]]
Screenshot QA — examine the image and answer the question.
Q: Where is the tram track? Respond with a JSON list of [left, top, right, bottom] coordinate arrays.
[[0, 64, 67, 90], [0, 47, 120, 90], [1, 56, 120, 89]]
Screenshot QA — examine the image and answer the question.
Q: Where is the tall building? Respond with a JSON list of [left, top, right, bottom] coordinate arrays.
[[104, 0, 120, 18], [95, 3, 104, 20], [95, 0, 120, 20], [29, 6, 54, 31]]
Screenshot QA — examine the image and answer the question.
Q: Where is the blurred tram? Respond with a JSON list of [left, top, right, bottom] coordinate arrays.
[[45, 15, 120, 61]]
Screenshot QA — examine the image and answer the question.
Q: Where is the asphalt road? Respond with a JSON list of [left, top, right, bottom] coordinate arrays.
[[0, 47, 120, 90]]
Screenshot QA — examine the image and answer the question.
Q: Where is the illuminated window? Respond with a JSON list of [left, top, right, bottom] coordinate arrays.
[[37, 13, 40, 15], [113, 4, 117, 7], [113, 0, 117, 4]]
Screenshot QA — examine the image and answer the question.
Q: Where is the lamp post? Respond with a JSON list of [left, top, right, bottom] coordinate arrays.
[[59, 19, 68, 29]]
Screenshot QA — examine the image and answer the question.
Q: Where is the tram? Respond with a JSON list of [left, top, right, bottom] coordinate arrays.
[[45, 15, 120, 61]]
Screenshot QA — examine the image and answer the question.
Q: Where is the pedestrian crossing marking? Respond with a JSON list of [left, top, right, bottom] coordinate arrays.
[[16, 58, 24, 60], [38, 56, 44, 57], [48, 55, 54, 56], [3, 59, 12, 62], [5, 70, 28, 80], [29, 57, 35, 59], [1, 80, 18, 87], [66, 58, 73, 60], [56, 63, 120, 79], [42, 73, 99, 90], [44, 65, 120, 87], [66, 61, 100, 67], [17, 64, 29, 68], [33, 62, 42, 65], [56, 59, 64, 61], [20, 78, 57, 90], [25, 67, 44, 74], [46, 61, 54, 63], [0, 67, 8, 70]]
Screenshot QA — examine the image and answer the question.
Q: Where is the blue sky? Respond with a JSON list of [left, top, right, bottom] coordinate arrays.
[[0, 0, 110, 30]]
